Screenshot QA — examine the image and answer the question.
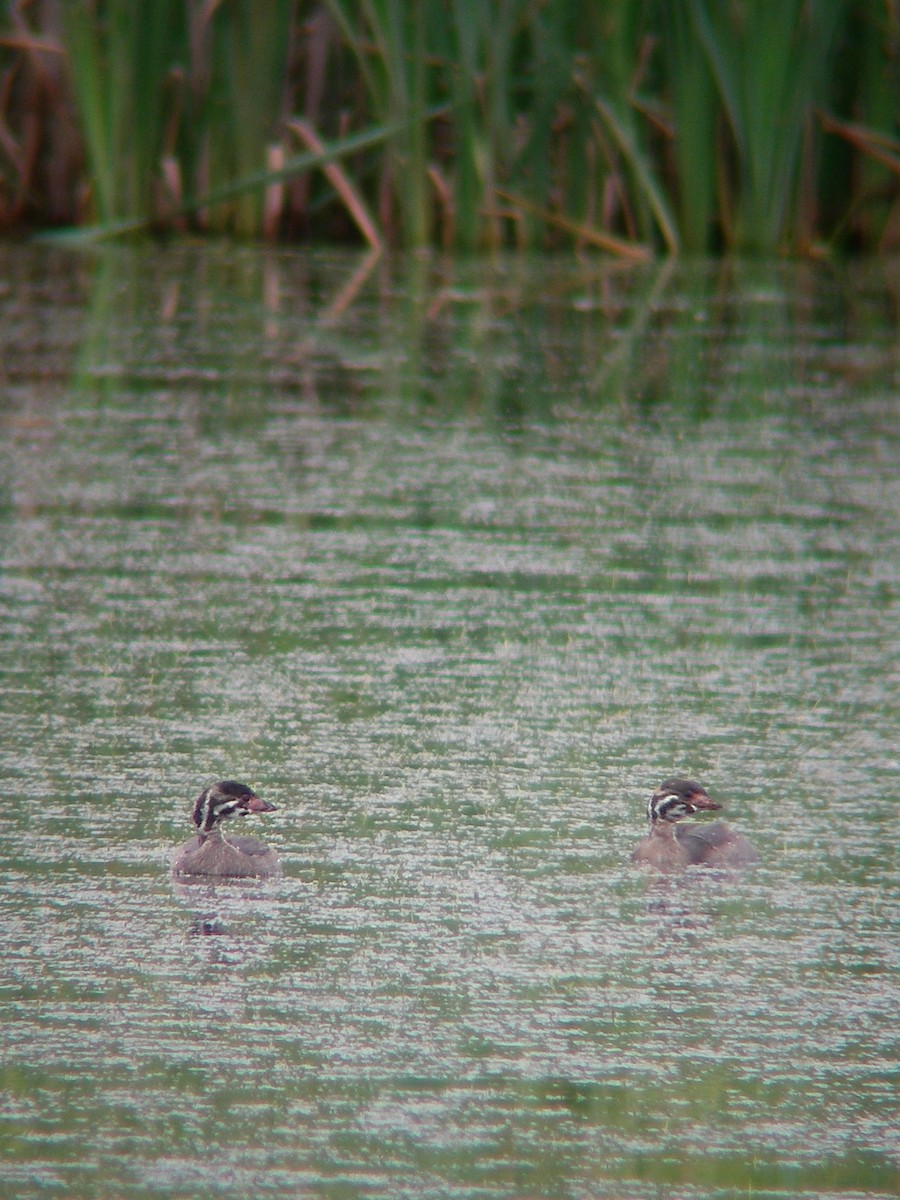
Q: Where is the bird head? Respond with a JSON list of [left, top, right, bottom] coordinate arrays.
[[191, 780, 277, 834], [648, 778, 721, 824]]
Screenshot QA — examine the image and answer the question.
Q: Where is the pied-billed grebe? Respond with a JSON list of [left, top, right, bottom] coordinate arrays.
[[631, 778, 759, 871], [172, 780, 280, 880]]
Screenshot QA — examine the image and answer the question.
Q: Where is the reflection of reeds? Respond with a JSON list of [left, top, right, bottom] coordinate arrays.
[[1, 2, 897, 253]]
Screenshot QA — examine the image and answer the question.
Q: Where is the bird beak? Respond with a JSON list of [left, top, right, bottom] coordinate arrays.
[[689, 790, 721, 812], [243, 794, 277, 814]]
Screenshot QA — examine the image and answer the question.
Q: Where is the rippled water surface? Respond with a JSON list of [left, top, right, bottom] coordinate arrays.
[[1, 246, 898, 1199]]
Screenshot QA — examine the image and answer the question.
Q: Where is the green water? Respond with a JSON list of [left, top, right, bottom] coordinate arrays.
[[1, 246, 898, 1199]]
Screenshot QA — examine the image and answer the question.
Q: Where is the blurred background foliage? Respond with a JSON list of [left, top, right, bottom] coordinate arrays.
[[0, 0, 896, 255]]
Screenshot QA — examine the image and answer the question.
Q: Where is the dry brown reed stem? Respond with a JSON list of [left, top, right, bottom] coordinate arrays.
[[496, 189, 653, 261], [286, 117, 384, 251]]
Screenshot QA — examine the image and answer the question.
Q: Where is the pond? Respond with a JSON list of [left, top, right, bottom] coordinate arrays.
[[0, 244, 898, 1199]]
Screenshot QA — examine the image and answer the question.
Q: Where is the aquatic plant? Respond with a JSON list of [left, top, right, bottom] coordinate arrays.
[[0, 0, 895, 253]]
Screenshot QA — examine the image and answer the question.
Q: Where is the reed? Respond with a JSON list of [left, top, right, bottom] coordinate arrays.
[[663, 1, 718, 253], [821, 2, 900, 250], [323, 0, 432, 245], [0, 0, 895, 253], [430, 0, 521, 251], [687, 0, 845, 253], [62, 0, 185, 225], [193, 0, 294, 238]]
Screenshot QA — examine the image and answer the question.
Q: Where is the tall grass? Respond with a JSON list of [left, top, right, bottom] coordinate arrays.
[[686, 0, 845, 253], [189, 0, 294, 237], [820, 1, 900, 250], [663, 1, 718, 253], [0, 0, 895, 253], [323, 0, 432, 245], [62, 0, 185, 225]]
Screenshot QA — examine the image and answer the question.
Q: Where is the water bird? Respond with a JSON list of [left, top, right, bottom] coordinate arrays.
[[631, 778, 759, 871], [172, 781, 280, 879]]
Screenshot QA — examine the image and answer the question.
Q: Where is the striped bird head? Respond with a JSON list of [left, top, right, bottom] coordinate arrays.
[[192, 780, 277, 834], [648, 778, 721, 824]]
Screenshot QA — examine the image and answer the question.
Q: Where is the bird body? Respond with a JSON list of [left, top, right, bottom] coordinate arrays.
[[631, 778, 758, 871], [172, 781, 280, 880]]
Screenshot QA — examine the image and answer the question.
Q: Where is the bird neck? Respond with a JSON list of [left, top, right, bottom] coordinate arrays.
[[197, 825, 228, 846], [650, 819, 678, 840]]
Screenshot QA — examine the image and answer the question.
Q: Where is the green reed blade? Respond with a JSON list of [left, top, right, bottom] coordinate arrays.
[[63, 0, 184, 224], [663, 0, 718, 252], [594, 96, 680, 254], [688, 0, 844, 252], [36, 117, 419, 244]]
